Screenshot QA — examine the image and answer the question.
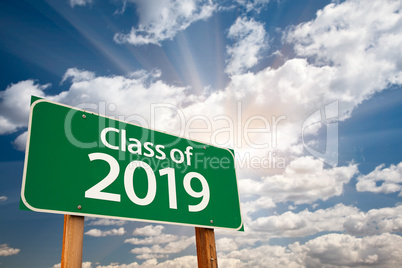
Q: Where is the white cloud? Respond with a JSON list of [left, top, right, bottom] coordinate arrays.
[[114, 0, 216, 45], [286, 0, 402, 112], [299, 233, 402, 268], [69, 0, 92, 8], [222, 244, 302, 267], [0, 244, 20, 256], [130, 236, 195, 259], [239, 157, 358, 205], [0, 80, 47, 135], [125, 234, 178, 245], [87, 218, 126, 226], [0, 196, 7, 202], [125, 225, 194, 260], [225, 17, 267, 75], [12, 131, 28, 151], [250, 203, 359, 237], [221, 233, 402, 268], [216, 237, 239, 252], [240, 195, 276, 228], [217, 204, 402, 253], [132, 225, 165, 236], [85, 227, 125, 237], [96, 256, 197, 268], [344, 205, 402, 236], [356, 162, 402, 195], [76, 232, 402, 267], [136, 254, 168, 260], [61, 68, 95, 84]]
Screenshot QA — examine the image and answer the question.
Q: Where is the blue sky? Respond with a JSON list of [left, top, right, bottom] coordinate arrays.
[[1, 0, 402, 267]]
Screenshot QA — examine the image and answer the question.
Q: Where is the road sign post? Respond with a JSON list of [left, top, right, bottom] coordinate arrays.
[[61, 215, 84, 268], [195, 227, 218, 268]]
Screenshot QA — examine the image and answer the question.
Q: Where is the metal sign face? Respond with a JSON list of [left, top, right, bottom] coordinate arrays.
[[21, 98, 243, 230]]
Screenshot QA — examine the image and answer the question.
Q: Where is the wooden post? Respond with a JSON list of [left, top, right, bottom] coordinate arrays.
[[195, 227, 218, 268], [61, 215, 85, 268]]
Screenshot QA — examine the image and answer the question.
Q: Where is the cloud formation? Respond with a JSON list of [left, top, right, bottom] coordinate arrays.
[[286, 0, 402, 113], [132, 225, 165, 236], [225, 17, 267, 75], [85, 227, 126, 237], [96, 256, 197, 268], [125, 225, 195, 260], [246, 204, 402, 238], [0, 244, 20, 256], [344, 205, 402, 236], [299, 233, 402, 268], [239, 157, 358, 205], [87, 218, 127, 226], [114, 0, 216, 45], [0, 80, 47, 135], [53, 231, 402, 267], [356, 162, 402, 195]]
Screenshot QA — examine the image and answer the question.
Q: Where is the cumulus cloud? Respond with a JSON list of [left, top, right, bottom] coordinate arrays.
[[222, 244, 301, 267], [239, 157, 358, 205], [96, 256, 197, 268], [12, 131, 28, 151], [225, 17, 267, 75], [221, 203, 402, 255], [299, 233, 402, 268], [125, 234, 178, 245], [85, 227, 125, 237], [344, 205, 402, 236], [87, 218, 126, 226], [114, 0, 216, 45], [132, 225, 165, 236], [125, 225, 194, 260], [61, 68, 95, 84], [216, 237, 239, 252], [59, 232, 402, 268], [130, 236, 195, 259], [356, 162, 402, 195], [220, 233, 402, 268], [247, 204, 402, 238], [0, 80, 47, 135], [250, 203, 358, 237], [0, 244, 20, 256], [286, 0, 402, 112], [241, 195, 276, 219]]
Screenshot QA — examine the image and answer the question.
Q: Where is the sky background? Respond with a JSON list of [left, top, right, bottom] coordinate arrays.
[[1, 0, 402, 267]]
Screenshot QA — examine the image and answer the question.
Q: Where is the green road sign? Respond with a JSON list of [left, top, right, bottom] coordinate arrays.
[[21, 98, 243, 230]]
